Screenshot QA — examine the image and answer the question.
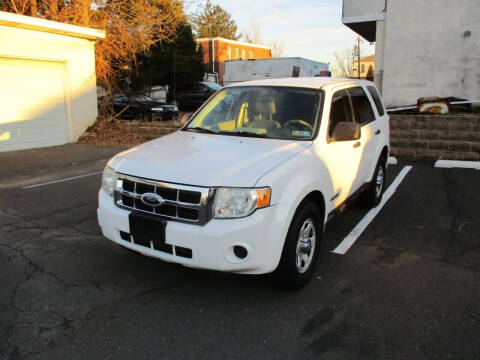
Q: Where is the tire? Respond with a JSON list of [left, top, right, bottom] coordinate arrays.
[[273, 201, 323, 289], [361, 156, 386, 208]]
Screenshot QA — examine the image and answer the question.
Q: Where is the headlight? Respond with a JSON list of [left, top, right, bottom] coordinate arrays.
[[102, 165, 116, 196], [213, 187, 271, 218], [173, 106, 179, 111]]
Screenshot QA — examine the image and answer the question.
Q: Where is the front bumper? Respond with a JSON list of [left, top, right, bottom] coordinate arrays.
[[97, 189, 293, 274]]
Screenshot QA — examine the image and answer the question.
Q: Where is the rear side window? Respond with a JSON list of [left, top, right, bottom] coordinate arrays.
[[329, 89, 353, 137], [348, 87, 375, 125], [367, 86, 385, 116]]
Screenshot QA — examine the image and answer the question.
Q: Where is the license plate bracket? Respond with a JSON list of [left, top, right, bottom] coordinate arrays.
[[129, 212, 167, 247]]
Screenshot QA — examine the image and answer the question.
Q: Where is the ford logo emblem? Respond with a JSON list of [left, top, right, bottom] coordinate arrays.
[[140, 192, 164, 207]]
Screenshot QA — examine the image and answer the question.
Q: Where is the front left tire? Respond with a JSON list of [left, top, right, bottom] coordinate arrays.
[[274, 201, 323, 289]]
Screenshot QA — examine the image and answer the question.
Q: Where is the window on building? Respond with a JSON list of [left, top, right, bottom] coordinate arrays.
[[235, 48, 239, 59], [249, 51, 253, 59], [241, 49, 246, 59], [329, 89, 353, 138], [292, 66, 300, 78], [367, 86, 385, 116], [227, 46, 232, 60], [348, 87, 375, 125], [361, 64, 365, 73]]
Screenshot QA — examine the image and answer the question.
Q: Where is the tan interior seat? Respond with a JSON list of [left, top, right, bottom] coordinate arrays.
[[249, 94, 281, 131]]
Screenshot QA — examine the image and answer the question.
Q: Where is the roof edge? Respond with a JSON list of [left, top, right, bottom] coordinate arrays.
[[0, 11, 105, 40], [225, 57, 329, 66], [195, 37, 271, 50]]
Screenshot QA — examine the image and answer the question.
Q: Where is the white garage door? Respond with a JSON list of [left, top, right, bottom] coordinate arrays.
[[0, 58, 69, 152]]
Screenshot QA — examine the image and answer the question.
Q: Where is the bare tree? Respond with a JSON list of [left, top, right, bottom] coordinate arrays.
[[242, 19, 284, 57], [268, 40, 285, 58], [3, 0, 185, 98], [330, 47, 354, 77], [243, 18, 262, 44]]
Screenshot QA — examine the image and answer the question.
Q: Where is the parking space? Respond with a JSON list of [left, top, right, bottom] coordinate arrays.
[[1, 145, 479, 359]]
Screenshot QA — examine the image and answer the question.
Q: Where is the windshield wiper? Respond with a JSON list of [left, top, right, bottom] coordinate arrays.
[[219, 131, 270, 138], [183, 127, 218, 134]]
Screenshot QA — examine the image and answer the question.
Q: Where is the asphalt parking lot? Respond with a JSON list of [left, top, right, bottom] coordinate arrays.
[[1, 144, 479, 360]]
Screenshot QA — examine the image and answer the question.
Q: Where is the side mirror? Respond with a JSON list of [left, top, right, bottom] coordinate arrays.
[[331, 122, 361, 141]]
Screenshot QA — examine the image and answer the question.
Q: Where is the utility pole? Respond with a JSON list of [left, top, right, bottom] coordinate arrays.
[[173, 52, 176, 104], [357, 36, 361, 79]]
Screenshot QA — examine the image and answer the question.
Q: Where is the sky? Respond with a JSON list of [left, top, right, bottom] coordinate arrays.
[[194, 0, 375, 66]]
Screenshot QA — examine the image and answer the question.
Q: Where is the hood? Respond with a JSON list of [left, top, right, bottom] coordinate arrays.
[[109, 130, 311, 187]]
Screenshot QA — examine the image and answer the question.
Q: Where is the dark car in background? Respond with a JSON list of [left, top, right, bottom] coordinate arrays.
[[173, 82, 222, 111], [113, 94, 179, 121]]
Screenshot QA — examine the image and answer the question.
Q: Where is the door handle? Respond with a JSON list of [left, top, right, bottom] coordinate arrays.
[[353, 141, 361, 148], [375, 129, 381, 135]]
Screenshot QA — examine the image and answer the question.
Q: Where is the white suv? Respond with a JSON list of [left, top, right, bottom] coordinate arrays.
[[98, 77, 389, 288]]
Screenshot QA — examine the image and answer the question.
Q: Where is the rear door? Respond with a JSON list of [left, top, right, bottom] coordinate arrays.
[[348, 86, 379, 190]]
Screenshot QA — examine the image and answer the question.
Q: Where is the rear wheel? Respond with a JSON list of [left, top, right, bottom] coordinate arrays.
[[274, 201, 323, 289], [361, 157, 386, 208]]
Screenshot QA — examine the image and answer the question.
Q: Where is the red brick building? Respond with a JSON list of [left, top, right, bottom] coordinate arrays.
[[196, 37, 272, 85]]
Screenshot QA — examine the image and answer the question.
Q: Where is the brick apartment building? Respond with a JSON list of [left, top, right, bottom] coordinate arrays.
[[196, 37, 272, 85]]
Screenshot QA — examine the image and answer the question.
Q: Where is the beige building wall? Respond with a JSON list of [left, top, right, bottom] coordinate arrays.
[[381, 0, 480, 107], [350, 55, 375, 78], [0, 11, 104, 150]]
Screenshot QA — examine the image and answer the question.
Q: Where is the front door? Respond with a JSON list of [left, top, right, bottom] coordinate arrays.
[[320, 88, 365, 208]]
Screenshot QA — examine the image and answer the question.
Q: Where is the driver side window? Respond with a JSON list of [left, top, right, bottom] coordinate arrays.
[[329, 89, 353, 137]]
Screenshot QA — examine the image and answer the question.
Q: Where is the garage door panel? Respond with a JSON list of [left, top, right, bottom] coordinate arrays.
[[3, 124, 68, 136], [0, 136, 69, 152], [0, 58, 69, 152], [2, 109, 67, 125], [0, 93, 66, 104], [5, 117, 67, 128]]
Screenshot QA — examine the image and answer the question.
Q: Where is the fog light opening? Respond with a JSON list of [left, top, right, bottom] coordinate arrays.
[[233, 245, 248, 259]]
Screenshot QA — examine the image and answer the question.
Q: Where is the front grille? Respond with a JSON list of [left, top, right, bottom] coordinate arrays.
[[114, 174, 214, 225]]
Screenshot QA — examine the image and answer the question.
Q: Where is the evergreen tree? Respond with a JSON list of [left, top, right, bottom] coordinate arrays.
[[191, 0, 239, 40], [366, 65, 374, 80], [131, 22, 205, 94]]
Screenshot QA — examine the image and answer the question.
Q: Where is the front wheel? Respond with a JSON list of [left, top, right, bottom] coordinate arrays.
[[273, 201, 323, 289]]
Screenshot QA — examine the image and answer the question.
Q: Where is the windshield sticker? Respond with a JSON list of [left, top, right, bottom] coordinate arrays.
[[292, 130, 311, 137]]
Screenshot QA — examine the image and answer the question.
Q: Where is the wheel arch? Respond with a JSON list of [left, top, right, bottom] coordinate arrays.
[[380, 145, 389, 163], [303, 191, 326, 223], [366, 144, 389, 182], [294, 190, 327, 230]]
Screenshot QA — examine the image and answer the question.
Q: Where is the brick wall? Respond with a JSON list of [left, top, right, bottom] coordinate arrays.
[[196, 38, 271, 85], [390, 115, 480, 160], [197, 39, 271, 64], [116, 121, 182, 139]]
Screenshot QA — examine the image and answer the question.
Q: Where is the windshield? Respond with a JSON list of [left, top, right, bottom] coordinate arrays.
[[184, 86, 322, 140]]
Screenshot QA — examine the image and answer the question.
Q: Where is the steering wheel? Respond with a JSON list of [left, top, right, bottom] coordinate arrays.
[[283, 119, 314, 133]]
